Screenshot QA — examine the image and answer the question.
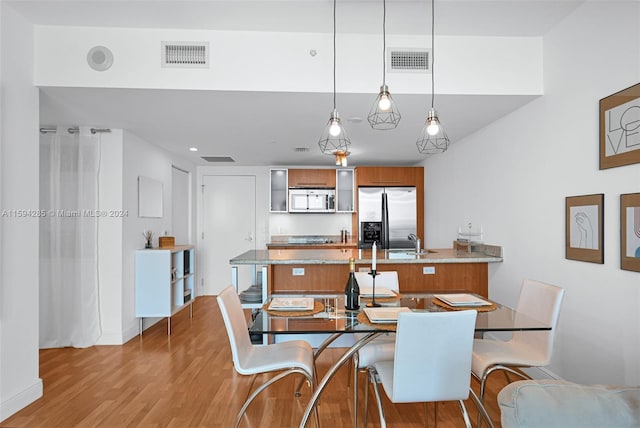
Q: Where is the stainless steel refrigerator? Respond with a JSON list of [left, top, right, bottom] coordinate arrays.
[[358, 187, 417, 249]]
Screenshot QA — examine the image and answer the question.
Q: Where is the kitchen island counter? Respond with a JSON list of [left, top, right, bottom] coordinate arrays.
[[230, 248, 502, 265], [231, 248, 502, 296]]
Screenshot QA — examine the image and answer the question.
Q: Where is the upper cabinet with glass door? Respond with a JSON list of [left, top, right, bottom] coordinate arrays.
[[269, 168, 288, 212], [336, 168, 354, 212]]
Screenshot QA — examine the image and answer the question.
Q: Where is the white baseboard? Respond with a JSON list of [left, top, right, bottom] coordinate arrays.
[[0, 378, 43, 423], [95, 318, 164, 345], [96, 330, 125, 345], [122, 323, 141, 343]]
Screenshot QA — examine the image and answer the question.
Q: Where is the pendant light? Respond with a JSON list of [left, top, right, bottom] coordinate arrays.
[[335, 150, 349, 167], [318, 0, 351, 157], [367, 0, 401, 129], [416, 0, 450, 154]]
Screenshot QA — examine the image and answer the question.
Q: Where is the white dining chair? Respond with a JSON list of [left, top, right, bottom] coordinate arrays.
[[364, 310, 493, 428], [471, 278, 565, 427], [217, 286, 319, 428], [351, 271, 399, 428]]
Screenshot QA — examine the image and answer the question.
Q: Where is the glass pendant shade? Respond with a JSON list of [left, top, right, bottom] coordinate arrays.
[[319, 109, 351, 155], [368, 85, 401, 130], [416, 108, 450, 154]]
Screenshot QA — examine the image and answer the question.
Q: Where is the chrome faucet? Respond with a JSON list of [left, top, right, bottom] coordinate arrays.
[[408, 234, 421, 253]]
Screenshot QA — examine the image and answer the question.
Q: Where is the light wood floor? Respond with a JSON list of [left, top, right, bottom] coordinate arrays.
[[2, 296, 511, 427]]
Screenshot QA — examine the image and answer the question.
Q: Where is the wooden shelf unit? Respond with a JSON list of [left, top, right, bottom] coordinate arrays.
[[135, 245, 195, 335]]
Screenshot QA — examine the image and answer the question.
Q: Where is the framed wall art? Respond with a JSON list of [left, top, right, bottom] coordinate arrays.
[[138, 176, 163, 218], [600, 82, 640, 169], [565, 194, 604, 264], [620, 193, 640, 272]]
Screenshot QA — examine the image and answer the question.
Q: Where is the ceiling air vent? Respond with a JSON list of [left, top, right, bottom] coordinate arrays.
[[162, 42, 209, 68], [294, 147, 310, 153], [202, 156, 235, 163], [388, 48, 430, 73]]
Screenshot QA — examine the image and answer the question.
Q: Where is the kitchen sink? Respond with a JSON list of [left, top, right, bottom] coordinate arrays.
[[387, 249, 438, 255], [406, 250, 437, 255]]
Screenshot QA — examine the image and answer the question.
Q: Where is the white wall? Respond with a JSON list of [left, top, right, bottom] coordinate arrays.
[[423, 1, 640, 385], [122, 131, 196, 337], [33, 26, 542, 96], [0, 3, 43, 421], [270, 212, 353, 237]]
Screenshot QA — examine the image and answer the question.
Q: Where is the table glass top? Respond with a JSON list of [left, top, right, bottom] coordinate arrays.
[[249, 293, 551, 335]]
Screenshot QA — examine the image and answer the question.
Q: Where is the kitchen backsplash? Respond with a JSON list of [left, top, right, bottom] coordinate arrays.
[[269, 212, 352, 237]]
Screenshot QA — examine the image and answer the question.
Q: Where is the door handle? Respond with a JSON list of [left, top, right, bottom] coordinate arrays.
[[246, 232, 254, 242]]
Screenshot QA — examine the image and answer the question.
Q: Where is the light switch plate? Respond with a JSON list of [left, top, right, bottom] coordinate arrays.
[[423, 266, 435, 274], [292, 267, 305, 276]]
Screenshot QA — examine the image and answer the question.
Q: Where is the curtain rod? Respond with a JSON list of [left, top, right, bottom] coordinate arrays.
[[39, 127, 111, 134]]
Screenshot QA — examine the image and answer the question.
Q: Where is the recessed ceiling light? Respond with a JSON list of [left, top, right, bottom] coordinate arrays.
[[348, 117, 363, 123], [189, 147, 198, 152]]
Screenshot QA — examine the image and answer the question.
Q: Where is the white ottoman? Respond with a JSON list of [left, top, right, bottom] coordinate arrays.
[[498, 380, 640, 428]]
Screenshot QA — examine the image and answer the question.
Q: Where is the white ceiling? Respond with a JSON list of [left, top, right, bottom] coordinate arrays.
[[19, 0, 585, 166]]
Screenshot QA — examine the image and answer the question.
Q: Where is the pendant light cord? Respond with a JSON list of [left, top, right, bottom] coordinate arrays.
[[382, 0, 387, 86], [431, 0, 435, 109], [333, 0, 337, 110]]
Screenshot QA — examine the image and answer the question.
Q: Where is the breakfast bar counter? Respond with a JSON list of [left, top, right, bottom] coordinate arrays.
[[230, 248, 502, 265], [230, 248, 502, 297]]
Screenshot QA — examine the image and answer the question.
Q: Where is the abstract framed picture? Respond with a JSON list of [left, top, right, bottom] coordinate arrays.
[[620, 193, 640, 272], [600, 82, 640, 169], [565, 194, 604, 264]]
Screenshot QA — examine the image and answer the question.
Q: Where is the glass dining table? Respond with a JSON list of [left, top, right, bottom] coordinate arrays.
[[249, 292, 551, 428]]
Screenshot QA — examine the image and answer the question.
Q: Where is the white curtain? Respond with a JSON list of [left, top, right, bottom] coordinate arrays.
[[39, 126, 101, 348]]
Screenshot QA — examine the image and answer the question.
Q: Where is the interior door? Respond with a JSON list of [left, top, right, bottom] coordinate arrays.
[[202, 175, 256, 295]]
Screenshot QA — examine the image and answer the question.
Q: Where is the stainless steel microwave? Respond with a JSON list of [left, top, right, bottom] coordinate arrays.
[[289, 188, 335, 213]]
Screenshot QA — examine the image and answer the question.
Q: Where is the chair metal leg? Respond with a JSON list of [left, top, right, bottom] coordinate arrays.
[[352, 352, 359, 428], [295, 332, 344, 397], [477, 365, 530, 428], [369, 369, 387, 428], [434, 401, 438, 427], [243, 374, 259, 406], [234, 368, 311, 428], [457, 400, 472, 428], [468, 387, 494, 428], [363, 366, 370, 428], [423, 402, 429, 428], [300, 332, 383, 428]]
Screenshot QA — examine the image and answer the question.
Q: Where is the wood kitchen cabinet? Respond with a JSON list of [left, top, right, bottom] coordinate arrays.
[[268, 262, 488, 297], [355, 166, 424, 187], [288, 169, 336, 188]]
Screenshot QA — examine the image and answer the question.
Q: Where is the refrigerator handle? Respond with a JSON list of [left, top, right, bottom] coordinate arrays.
[[382, 192, 390, 249]]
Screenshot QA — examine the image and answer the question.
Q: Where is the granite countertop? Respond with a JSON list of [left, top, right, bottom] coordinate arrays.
[[230, 248, 503, 265]]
